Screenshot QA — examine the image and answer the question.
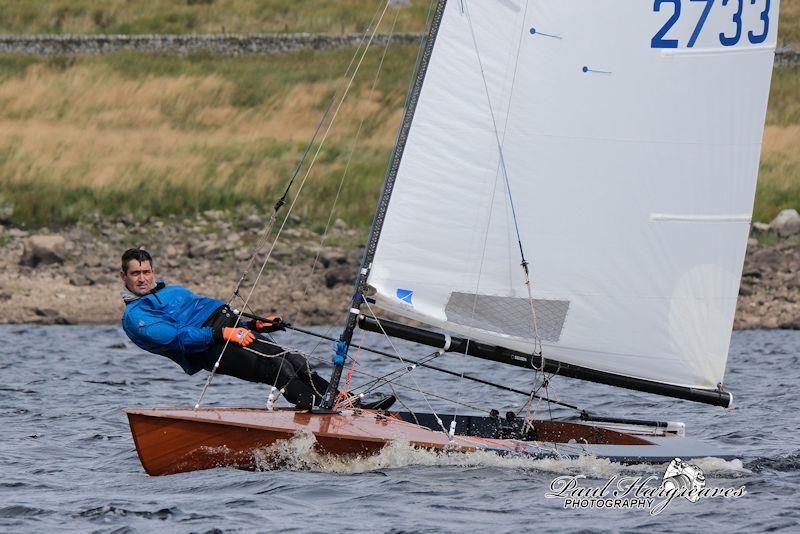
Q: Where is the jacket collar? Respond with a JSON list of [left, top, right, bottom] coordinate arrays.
[[120, 280, 166, 305]]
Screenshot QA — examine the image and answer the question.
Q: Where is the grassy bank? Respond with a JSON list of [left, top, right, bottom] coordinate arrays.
[[0, 46, 418, 228], [0, 48, 797, 228], [0, 0, 430, 35]]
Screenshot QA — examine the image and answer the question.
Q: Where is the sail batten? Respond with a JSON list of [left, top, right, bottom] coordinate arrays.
[[365, 0, 779, 394]]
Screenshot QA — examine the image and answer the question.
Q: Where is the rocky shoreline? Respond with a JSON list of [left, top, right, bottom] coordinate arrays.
[[0, 32, 420, 56], [0, 210, 798, 330]]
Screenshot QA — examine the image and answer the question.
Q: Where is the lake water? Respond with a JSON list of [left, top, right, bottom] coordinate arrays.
[[1, 325, 798, 533]]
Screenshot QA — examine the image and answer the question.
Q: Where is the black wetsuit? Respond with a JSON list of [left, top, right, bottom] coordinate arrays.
[[193, 305, 330, 408]]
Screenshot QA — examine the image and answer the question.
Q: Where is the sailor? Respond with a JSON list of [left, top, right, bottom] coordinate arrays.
[[119, 248, 393, 410]]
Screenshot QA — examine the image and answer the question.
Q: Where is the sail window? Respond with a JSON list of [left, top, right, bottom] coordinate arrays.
[[444, 292, 569, 342]]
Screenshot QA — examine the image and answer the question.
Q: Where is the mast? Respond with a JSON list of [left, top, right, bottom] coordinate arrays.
[[321, 0, 448, 409]]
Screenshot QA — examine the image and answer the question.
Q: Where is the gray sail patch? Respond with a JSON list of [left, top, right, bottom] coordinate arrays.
[[444, 292, 569, 342]]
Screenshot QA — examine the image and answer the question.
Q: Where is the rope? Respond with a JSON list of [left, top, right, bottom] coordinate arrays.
[[451, 0, 534, 436], [304, 6, 402, 297], [226, 0, 386, 308], [463, 1, 545, 365], [333, 329, 366, 409], [194, 1, 394, 409], [363, 299, 450, 436]]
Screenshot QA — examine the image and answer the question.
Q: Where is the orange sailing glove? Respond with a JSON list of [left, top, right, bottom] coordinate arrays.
[[222, 327, 255, 347], [253, 315, 285, 333]]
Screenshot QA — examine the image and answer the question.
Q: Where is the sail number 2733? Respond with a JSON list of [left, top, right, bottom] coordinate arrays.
[[651, 0, 771, 48]]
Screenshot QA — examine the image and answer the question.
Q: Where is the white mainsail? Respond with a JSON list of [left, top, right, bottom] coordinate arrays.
[[366, 0, 779, 390]]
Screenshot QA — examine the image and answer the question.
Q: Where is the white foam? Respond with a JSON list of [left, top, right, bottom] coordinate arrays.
[[250, 434, 746, 476]]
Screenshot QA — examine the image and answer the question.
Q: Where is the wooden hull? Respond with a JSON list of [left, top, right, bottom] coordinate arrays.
[[126, 407, 735, 476]]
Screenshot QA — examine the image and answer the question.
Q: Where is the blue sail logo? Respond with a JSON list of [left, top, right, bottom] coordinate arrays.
[[396, 289, 413, 304]]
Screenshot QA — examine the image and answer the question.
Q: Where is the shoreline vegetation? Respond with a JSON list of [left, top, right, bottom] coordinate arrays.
[[0, 0, 797, 328]]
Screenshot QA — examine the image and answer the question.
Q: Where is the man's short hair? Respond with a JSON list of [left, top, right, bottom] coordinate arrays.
[[121, 248, 153, 273]]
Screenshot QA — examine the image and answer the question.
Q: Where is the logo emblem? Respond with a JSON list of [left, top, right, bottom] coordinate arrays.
[[661, 458, 706, 502], [396, 289, 413, 304], [544, 457, 745, 515]]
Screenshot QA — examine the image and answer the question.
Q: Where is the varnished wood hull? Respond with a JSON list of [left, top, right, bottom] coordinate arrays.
[[126, 407, 735, 476]]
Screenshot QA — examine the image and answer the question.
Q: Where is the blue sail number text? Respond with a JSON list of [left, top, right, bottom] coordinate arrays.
[[651, 0, 771, 48]]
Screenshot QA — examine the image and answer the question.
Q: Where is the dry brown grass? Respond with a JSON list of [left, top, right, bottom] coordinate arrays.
[[0, 34, 796, 227], [0, 64, 401, 186], [0, 50, 414, 225]]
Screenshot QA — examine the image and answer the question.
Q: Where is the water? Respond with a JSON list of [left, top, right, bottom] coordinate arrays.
[[1, 325, 798, 533]]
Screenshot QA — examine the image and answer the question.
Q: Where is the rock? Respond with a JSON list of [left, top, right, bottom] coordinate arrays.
[[83, 255, 103, 268], [188, 240, 221, 258], [234, 248, 251, 261], [0, 204, 12, 224], [317, 249, 348, 269], [747, 237, 759, 247], [770, 209, 800, 238], [283, 228, 302, 239], [243, 214, 263, 229], [8, 228, 28, 238], [333, 218, 348, 230], [0, 291, 11, 301], [324, 265, 352, 288], [20, 235, 66, 267], [227, 232, 241, 243], [33, 307, 72, 325], [203, 210, 224, 221], [780, 315, 800, 330], [68, 272, 95, 287], [752, 221, 771, 234], [164, 244, 178, 257], [94, 274, 117, 285]]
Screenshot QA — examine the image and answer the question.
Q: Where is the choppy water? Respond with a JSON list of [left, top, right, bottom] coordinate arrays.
[[1, 325, 798, 533]]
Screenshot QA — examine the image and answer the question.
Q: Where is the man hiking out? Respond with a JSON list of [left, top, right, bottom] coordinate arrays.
[[119, 248, 393, 410]]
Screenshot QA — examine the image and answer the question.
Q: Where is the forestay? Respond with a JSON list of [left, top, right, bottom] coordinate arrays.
[[366, 0, 778, 391]]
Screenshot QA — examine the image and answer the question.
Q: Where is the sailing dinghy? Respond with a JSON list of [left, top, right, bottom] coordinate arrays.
[[127, 0, 780, 475]]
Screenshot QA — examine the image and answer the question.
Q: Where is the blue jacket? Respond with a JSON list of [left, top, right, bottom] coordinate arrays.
[[122, 283, 224, 374]]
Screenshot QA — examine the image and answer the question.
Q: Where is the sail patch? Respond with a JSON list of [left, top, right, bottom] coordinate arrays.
[[396, 289, 414, 305], [444, 292, 569, 342]]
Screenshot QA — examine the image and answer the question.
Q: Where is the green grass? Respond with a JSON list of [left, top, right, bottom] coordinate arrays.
[[754, 152, 800, 223], [0, 46, 418, 227], [0, 0, 431, 35], [766, 64, 800, 127]]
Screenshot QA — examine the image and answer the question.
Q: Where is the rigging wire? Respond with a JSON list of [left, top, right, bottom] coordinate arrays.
[[303, 6, 402, 297], [282, 322, 582, 412], [363, 299, 452, 437], [194, 0, 395, 409], [236, 333, 493, 414], [462, 1, 545, 365], [449, 0, 537, 432], [451, 13, 525, 430], [319, 0, 441, 408], [227, 0, 386, 309]]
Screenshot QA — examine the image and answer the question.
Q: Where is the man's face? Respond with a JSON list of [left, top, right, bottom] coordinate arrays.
[[120, 259, 156, 296]]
